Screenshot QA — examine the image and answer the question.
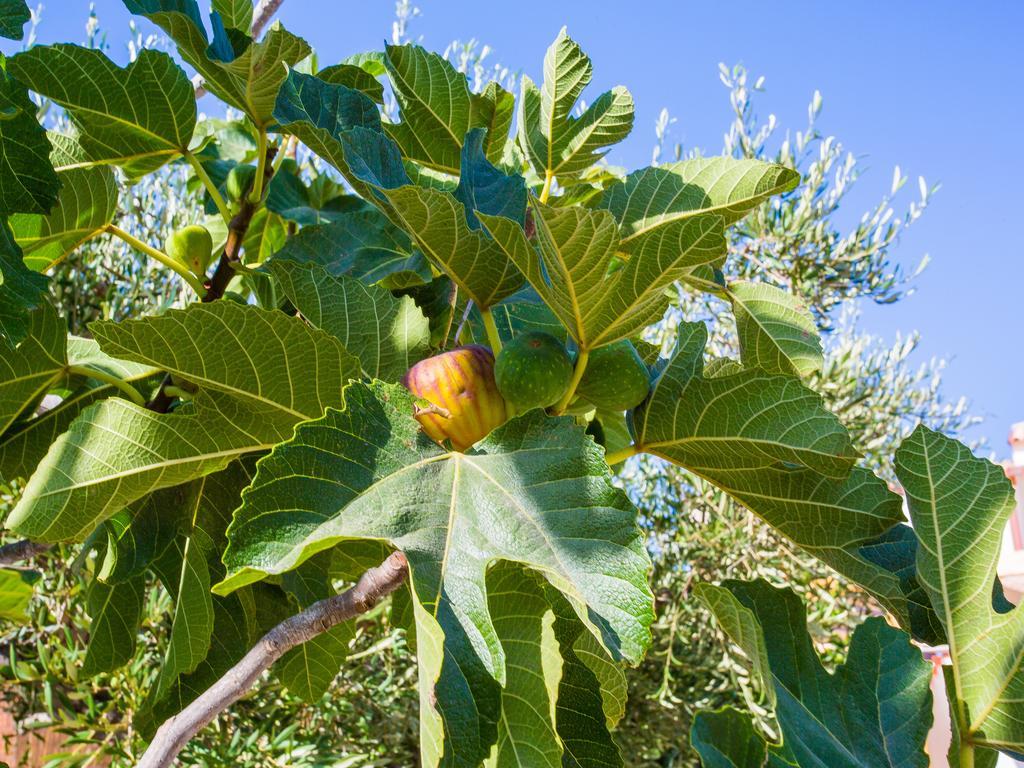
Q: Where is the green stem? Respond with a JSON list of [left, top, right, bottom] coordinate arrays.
[[959, 741, 974, 768], [249, 128, 268, 203], [539, 169, 554, 204], [66, 365, 145, 406], [604, 444, 637, 466], [184, 151, 231, 224], [105, 224, 207, 295], [162, 385, 193, 401], [270, 135, 292, 178], [480, 307, 503, 355], [553, 349, 589, 415]]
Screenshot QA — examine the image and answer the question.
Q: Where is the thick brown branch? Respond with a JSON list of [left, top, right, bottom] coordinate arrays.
[[203, 143, 277, 303], [146, 142, 277, 413], [137, 551, 409, 768], [193, 0, 286, 97], [0, 539, 51, 566]]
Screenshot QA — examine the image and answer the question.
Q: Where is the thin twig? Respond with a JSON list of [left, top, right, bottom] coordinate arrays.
[[0, 539, 51, 565], [192, 0, 287, 98], [138, 551, 409, 768]]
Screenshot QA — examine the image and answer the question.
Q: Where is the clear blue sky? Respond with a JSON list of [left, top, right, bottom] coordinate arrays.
[[5, 1, 1021, 457]]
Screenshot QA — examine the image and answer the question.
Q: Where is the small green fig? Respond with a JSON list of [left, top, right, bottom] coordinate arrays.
[[494, 331, 573, 411], [165, 225, 214, 276], [576, 340, 650, 411], [225, 163, 258, 202]]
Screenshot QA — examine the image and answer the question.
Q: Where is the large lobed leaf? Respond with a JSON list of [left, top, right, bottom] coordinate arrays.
[[6, 303, 361, 541], [0, 217, 48, 346], [266, 208, 432, 289], [728, 281, 823, 378], [480, 202, 724, 350], [8, 46, 196, 177], [693, 580, 932, 767], [0, 57, 60, 216], [0, 566, 39, 623], [267, 260, 431, 382], [381, 43, 513, 176], [217, 381, 653, 766], [0, 301, 66, 436], [123, 0, 310, 126], [383, 185, 525, 309], [9, 166, 118, 271], [272, 69, 411, 222], [597, 157, 799, 259], [630, 322, 940, 637], [517, 28, 634, 182], [0, 0, 29, 40], [896, 426, 1024, 753]]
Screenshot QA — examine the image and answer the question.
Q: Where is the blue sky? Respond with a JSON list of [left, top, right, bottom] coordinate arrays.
[[5, 1, 1021, 457]]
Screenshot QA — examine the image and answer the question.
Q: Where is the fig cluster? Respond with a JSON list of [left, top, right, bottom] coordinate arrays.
[[402, 331, 651, 453]]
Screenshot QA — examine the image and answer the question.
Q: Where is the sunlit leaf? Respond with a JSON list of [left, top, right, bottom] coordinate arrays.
[[0, 566, 38, 623], [217, 381, 653, 766], [7, 304, 360, 542], [728, 281, 822, 378], [123, 0, 310, 126], [479, 201, 723, 349], [597, 158, 799, 260], [383, 185, 524, 309], [517, 28, 633, 182], [9, 166, 117, 271], [268, 260, 431, 382], [896, 426, 1024, 752], [630, 322, 934, 633], [8, 46, 196, 177]]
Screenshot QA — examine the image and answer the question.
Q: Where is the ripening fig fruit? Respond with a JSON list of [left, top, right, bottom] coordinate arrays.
[[576, 340, 650, 411], [225, 163, 258, 201], [402, 345, 508, 451], [494, 331, 573, 412], [165, 225, 214, 276]]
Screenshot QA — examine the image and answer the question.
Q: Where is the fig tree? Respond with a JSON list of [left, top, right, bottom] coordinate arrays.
[[165, 225, 214, 276], [576, 340, 650, 411], [494, 331, 573, 411], [225, 163, 258, 202], [402, 345, 508, 451]]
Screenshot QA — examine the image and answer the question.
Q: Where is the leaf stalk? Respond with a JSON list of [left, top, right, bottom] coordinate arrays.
[[184, 151, 232, 224], [249, 128, 269, 203], [604, 444, 637, 466], [480, 307, 503, 355], [539, 169, 554, 204], [553, 348, 589, 415], [65, 364, 146, 406]]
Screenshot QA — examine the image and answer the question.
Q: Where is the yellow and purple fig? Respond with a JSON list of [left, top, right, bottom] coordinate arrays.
[[402, 345, 508, 451]]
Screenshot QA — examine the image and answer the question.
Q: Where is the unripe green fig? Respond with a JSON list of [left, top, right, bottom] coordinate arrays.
[[576, 340, 650, 411], [225, 163, 258, 201], [165, 225, 214, 276], [402, 345, 508, 452], [494, 331, 572, 411]]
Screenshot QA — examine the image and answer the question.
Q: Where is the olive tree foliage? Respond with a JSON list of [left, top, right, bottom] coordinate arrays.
[[616, 66, 979, 765], [0, 3, 1013, 768]]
